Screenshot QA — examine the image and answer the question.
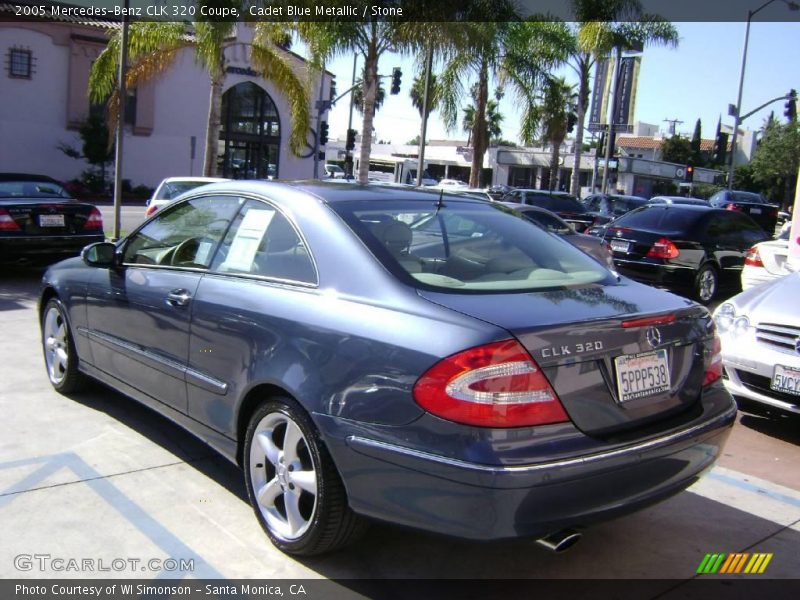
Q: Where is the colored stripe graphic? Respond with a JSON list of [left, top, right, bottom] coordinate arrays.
[[697, 553, 773, 574]]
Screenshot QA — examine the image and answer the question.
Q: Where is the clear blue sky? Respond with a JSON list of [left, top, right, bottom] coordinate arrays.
[[319, 20, 800, 145]]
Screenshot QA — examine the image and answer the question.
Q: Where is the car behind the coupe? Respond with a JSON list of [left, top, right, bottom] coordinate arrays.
[[40, 181, 735, 556]]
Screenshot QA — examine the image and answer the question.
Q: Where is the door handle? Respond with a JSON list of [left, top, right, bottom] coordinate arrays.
[[166, 289, 192, 307]]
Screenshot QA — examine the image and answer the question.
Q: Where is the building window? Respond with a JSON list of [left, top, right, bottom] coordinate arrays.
[[8, 48, 33, 79]]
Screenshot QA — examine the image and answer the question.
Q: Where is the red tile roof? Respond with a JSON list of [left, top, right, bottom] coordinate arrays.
[[617, 136, 727, 151]]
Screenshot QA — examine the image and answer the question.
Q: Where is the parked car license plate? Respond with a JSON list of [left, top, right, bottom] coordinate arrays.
[[615, 349, 671, 402], [750, 207, 762, 215], [610, 240, 630, 253], [39, 214, 65, 227], [771, 364, 800, 396]]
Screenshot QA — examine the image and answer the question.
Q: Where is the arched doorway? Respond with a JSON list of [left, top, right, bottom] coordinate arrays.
[[218, 82, 281, 179]]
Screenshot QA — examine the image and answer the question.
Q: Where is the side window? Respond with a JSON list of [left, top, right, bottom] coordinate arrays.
[[729, 213, 770, 244], [122, 195, 240, 267], [210, 200, 316, 285], [586, 196, 601, 211]]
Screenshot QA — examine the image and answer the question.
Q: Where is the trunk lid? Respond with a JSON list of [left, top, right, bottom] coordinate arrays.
[[419, 281, 713, 437], [0, 199, 99, 235]]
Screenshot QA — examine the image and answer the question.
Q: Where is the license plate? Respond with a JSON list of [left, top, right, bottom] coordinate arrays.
[[610, 240, 630, 253], [615, 349, 671, 402], [39, 214, 65, 227], [771, 364, 800, 396], [750, 208, 762, 215]]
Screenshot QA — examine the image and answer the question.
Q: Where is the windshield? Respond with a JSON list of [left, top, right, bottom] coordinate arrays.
[[0, 180, 71, 198], [155, 181, 215, 200], [333, 200, 613, 293]]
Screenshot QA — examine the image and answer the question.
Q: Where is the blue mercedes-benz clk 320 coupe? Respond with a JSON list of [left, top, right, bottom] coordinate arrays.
[[39, 181, 735, 555]]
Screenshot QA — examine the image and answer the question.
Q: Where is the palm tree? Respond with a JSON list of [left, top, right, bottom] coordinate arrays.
[[462, 99, 503, 146], [352, 78, 386, 115], [89, 17, 311, 177], [521, 76, 577, 191], [409, 72, 442, 119]]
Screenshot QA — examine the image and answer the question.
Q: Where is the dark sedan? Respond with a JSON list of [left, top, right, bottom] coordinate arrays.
[[0, 173, 104, 265], [502, 189, 594, 231], [501, 203, 614, 268], [40, 181, 734, 556], [708, 190, 779, 234], [582, 193, 649, 225], [590, 204, 770, 304]]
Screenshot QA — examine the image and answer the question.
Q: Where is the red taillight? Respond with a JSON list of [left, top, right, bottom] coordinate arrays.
[[744, 246, 764, 267], [725, 203, 739, 211], [622, 314, 676, 328], [703, 332, 723, 387], [145, 204, 158, 218], [0, 208, 20, 231], [646, 238, 680, 259], [413, 340, 569, 428], [84, 207, 103, 230]]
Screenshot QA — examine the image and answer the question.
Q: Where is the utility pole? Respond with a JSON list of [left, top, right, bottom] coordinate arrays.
[[344, 54, 357, 178], [312, 64, 326, 180], [111, 0, 129, 241], [662, 118, 683, 136]]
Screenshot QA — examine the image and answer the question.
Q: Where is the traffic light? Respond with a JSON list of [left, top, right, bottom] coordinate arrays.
[[390, 67, 402, 95], [566, 112, 577, 134], [319, 121, 329, 146], [785, 89, 797, 122], [345, 128, 357, 151], [329, 80, 337, 102], [684, 164, 694, 183]]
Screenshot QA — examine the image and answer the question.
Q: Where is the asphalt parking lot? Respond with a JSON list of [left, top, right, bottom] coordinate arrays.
[[1, 266, 799, 590]]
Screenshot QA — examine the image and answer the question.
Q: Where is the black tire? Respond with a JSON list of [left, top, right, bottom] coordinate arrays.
[[243, 398, 366, 555], [694, 264, 718, 305], [41, 297, 87, 394]]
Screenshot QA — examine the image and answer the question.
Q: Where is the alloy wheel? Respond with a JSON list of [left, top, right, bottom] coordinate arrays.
[[43, 306, 69, 385]]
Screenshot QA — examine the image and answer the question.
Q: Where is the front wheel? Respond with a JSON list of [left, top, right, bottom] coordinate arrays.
[[694, 264, 718, 304], [41, 298, 86, 393], [243, 398, 366, 555]]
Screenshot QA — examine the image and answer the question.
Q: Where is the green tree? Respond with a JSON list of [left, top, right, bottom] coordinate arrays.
[[89, 10, 310, 177], [521, 76, 577, 191], [409, 72, 442, 119], [690, 118, 703, 166], [748, 119, 800, 208], [352, 78, 386, 115], [660, 135, 692, 165], [462, 97, 504, 145], [59, 113, 114, 192]]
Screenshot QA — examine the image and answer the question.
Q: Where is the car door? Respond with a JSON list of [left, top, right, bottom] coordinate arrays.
[[85, 195, 241, 412], [185, 199, 319, 435]]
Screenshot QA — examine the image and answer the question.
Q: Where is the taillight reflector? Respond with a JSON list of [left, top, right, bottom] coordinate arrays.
[[413, 340, 569, 428], [725, 203, 739, 211], [145, 204, 158, 218], [0, 208, 20, 231], [703, 332, 723, 387], [744, 246, 764, 267], [84, 207, 103, 230], [647, 238, 680, 259]]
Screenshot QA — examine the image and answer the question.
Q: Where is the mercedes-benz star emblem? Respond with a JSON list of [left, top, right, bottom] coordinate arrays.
[[795, 337, 800, 355], [646, 327, 662, 348]]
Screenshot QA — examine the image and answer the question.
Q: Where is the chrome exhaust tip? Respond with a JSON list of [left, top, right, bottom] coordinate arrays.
[[535, 529, 582, 553]]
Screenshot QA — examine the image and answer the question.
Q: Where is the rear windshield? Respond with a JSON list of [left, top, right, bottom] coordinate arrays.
[[611, 196, 647, 213], [613, 206, 703, 233], [333, 200, 613, 293], [155, 181, 214, 200], [0, 180, 71, 198], [730, 191, 765, 204], [524, 193, 584, 213]]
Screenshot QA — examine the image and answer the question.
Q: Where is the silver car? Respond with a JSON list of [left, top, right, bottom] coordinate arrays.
[[714, 272, 800, 415]]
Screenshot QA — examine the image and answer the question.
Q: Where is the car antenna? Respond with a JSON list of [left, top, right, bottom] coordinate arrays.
[[435, 187, 446, 212]]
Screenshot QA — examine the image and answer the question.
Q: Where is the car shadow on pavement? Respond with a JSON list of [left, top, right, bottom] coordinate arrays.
[[0, 265, 45, 311], [65, 381, 247, 502], [738, 410, 800, 446]]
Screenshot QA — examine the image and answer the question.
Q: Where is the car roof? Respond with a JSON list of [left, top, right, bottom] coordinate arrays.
[[0, 173, 61, 183], [651, 195, 706, 202], [159, 176, 228, 184]]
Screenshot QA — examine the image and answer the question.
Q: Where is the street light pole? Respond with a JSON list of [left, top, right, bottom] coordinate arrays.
[[111, 0, 129, 242], [728, 0, 799, 190]]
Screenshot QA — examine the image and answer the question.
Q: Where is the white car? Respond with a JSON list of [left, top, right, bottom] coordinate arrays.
[[714, 273, 800, 415], [741, 225, 792, 289], [145, 177, 228, 217]]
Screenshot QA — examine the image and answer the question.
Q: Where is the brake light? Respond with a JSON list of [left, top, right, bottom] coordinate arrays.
[[84, 207, 103, 230], [725, 203, 739, 211], [647, 238, 680, 259], [703, 332, 723, 387], [0, 208, 20, 231], [145, 204, 158, 218], [622, 314, 676, 328], [413, 340, 569, 428], [744, 246, 764, 267]]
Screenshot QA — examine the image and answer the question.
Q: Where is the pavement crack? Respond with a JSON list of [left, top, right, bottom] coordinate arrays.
[[0, 454, 217, 498]]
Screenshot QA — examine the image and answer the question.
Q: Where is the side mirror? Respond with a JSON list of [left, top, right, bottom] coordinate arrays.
[[82, 242, 119, 268]]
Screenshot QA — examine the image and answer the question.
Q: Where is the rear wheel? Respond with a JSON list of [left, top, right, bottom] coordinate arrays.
[[41, 298, 86, 393], [243, 398, 366, 555], [694, 264, 718, 304]]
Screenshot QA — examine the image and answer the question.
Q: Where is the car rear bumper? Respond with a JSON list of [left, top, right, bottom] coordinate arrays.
[[318, 385, 736, 540], [613, 258, 695, 293], [0, 234, 104, 263]]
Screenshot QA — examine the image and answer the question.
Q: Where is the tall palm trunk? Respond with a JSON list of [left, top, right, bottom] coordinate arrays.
[[570, 57, 591, 195], [203, 56, 225, 177], [358, 37, 379, 184], [469, 60, 489, 188], [549, 137, 562, 191]]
